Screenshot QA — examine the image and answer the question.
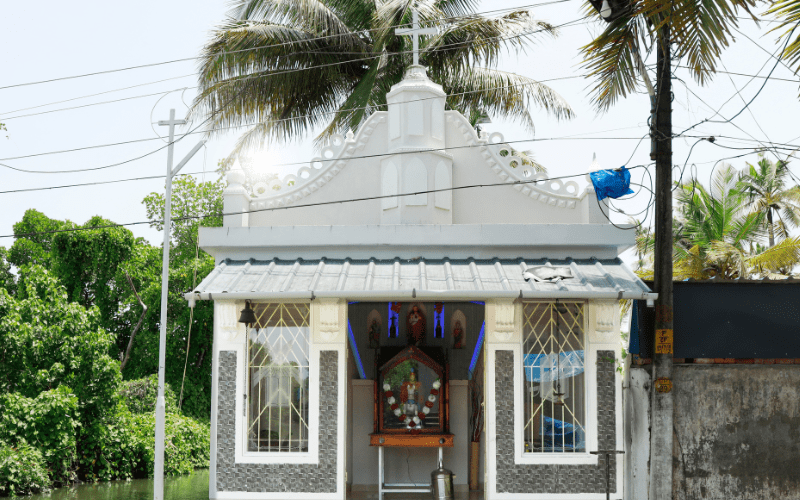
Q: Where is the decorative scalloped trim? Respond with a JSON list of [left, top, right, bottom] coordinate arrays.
[[248, 114, 387, 209], [445, 112, 583, 210]]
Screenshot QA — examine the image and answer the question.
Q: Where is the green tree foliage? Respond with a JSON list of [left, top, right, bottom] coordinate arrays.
[[636, 164, 800, 279], [739, 156, 800, 247], [0, 247, 14, 294], [50, 216, 135, 337], [0, 265, 121, 423], [142, 175, 224, 263], [0, 387, 79, 485], [118, 375, 179, 415], [191, 0, 573, 152], [7, 210, 74, 270], [0, 443, 50, 497]]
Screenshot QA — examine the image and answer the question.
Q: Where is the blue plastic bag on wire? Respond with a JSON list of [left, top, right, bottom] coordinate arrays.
[[589, 166, 634, 201]]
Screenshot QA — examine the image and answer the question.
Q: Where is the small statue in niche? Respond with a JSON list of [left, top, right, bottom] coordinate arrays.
[[453, 320, 465, 349], [368, 318, 382, 348], [400, 369, 422, 427], [406, 305, 426, 345]]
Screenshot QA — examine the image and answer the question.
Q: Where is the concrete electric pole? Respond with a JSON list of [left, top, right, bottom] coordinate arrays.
[[154, 109, 206, 500]]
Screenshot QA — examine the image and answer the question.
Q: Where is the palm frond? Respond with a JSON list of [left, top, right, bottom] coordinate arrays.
[[440, 66, 574, 134], [580, 13, 640, 111], [746, 236, 800, 272]]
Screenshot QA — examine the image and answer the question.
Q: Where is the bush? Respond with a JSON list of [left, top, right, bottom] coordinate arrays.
[[131, 412, 211, 476], [118, 375, 178, 415], [0, 443, 50, 496], [0, 387, 78, 485], [79, 405, 209, 481]]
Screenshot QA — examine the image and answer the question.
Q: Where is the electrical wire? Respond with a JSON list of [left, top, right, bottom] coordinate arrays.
[[0, 1, 577, 91], [0, 73, 196, 116], [0, 166, 645, 240], [2, 16, 591, 124], [677, 19, 800, 137], [0, 135, 653, 193]]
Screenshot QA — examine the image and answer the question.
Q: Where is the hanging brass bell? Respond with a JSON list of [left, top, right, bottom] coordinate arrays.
[[238, 300, 257, 326]]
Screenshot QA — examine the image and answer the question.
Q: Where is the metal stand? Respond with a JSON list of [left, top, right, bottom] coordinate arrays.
[[590, 450, 625, 500], [378, 446, 443, 500]]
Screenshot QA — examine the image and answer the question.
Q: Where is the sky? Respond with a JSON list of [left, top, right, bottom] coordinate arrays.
[[2, 0, 800, 266]]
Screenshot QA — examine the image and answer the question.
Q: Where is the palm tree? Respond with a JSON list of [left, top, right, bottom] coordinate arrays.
[[581, 0, 756, 111], [637, 165, 800, 280], [191, 0, 574, 154], [739, 156, 800, 248]]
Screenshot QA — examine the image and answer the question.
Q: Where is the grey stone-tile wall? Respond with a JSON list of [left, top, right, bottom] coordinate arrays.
[[216, 350, 338, 493], [494, 349, 617, 494]]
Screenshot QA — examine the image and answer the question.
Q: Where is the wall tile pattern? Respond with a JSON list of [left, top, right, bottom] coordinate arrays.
[[494, 350, 617, 494], [216, 350, 338, 493]]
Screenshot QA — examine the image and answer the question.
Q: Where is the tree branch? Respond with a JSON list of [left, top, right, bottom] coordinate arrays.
[[121, 270, 147, 372]]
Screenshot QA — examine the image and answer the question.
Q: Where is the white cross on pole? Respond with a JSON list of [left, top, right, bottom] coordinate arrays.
[[153, 109, 205, 500], [395, 10, 437, 66]]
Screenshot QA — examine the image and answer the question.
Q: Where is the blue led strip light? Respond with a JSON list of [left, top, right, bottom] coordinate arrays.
[[347, 320, 367, 379], [468, 321, 486, 379]]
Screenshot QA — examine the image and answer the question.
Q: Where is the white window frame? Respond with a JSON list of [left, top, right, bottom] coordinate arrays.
[[513, 300, 598, 466], [234, 301, 320, 465]]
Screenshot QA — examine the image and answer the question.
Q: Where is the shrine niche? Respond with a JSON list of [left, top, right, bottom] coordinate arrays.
[[370, 345, 453, 447]]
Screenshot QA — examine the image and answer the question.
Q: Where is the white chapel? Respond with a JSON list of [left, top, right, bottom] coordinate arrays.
[[187, 44, 654, 500]]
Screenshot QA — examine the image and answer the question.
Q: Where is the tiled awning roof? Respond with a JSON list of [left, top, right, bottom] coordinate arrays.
[[187, 258, 655, 301]]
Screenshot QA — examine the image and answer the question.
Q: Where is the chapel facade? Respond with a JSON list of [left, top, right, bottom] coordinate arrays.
[[188, 62, 654, 500]]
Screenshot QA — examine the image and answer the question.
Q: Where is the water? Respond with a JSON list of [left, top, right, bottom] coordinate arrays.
[[25, 470, 209, 500]]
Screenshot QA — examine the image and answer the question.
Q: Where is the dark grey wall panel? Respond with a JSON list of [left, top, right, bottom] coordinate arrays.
[[216, 350, 338, 493], [494, 350, 617, 494]]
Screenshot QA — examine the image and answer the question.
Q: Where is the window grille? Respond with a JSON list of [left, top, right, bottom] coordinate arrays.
[[522, 302, 586, 453], [247, 303, 310, 453]]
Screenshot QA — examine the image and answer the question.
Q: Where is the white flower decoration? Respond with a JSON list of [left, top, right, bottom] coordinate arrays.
[[432, 380, 441, 390], [387, 397, 396, 405], [413, 416, 420, 424], [428, 394, 436, 402], [383, 383, 391, 392], [393, 408, 402, 417], [422, 407, 430, 414]]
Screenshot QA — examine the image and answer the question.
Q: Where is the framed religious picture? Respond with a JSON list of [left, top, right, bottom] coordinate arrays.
[[406, 304, 426, 345], [367, 310, 382, 349]]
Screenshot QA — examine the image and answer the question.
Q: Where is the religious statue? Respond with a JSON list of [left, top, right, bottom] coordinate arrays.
[[406, 305, 426, 345], [453, 320, 465, 349], [400, 369, 422, 427], [369, 318, 382, 348]]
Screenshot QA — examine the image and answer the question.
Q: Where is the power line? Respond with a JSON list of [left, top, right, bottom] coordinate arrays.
[[0, 134, 649, 194], [677, 20, 800, 137], [0, 166, 643, 240], [0, 73, 196, 117], [0, 17, 590, 123], [0, 171, 213, 195], [0, 1, 576, 91], [0, 73, 589, 166]]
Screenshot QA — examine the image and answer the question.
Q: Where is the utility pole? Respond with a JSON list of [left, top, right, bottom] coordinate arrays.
[[587, 1, 674, 497], [649, 21, 674, 500], [154, 109, 206, 500]]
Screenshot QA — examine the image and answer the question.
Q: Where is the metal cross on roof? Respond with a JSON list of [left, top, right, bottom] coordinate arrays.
[[395, 10, 437, 66]]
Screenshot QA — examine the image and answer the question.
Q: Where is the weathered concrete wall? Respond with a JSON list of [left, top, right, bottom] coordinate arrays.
[[672, 365, 800, 500], [625, 367, 650, 500]]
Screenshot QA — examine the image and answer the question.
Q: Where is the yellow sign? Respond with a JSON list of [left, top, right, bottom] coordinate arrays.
[[655, 377, 673, 393], [655, 329, 673, 354]]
